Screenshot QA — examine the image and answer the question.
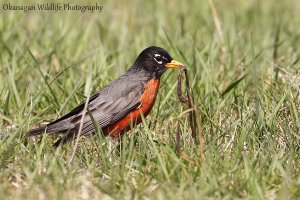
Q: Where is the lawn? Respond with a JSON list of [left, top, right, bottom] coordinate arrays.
[[0, 0, 299, 199]]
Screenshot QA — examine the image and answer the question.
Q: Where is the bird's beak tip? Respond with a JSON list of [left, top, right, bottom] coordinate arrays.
[[164, 60, 185, 69]]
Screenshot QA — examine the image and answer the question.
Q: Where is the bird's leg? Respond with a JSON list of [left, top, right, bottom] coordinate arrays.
[[107, 136, 123, 163], [53, 131, 76, 148]]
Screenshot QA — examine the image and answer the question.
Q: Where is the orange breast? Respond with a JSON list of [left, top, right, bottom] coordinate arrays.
[[103, 79, 160, 138]]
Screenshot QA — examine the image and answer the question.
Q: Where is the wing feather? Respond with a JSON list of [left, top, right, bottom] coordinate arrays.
[[46, 79, 145, 135], [27, 73, 149, 137]]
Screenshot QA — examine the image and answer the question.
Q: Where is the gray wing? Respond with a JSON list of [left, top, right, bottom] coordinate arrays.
[[39, 78, 146, 135]]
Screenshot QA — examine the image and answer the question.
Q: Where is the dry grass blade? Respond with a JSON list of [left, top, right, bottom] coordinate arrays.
[[175, 121, 182, 155], [208, 0, 226, 66], [68, 93, 91, 164]]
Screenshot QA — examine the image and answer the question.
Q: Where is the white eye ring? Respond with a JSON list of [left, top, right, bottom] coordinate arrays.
[[154, 54, 163, 64]]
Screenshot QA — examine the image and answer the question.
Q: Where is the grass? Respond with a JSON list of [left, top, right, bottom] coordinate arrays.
[[0, 0, 300, 199]]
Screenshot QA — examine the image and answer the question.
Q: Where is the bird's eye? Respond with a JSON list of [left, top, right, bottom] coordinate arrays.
[[154, 54, 163, 64]]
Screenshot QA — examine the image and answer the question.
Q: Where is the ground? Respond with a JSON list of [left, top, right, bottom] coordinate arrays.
[[0, 0, 299, 199]]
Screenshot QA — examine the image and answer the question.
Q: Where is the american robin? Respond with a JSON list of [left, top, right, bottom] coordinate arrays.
[[27, 46, 184, 146]]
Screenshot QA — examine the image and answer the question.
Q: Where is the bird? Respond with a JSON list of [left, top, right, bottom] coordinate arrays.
[[27, 46, 184, 146]]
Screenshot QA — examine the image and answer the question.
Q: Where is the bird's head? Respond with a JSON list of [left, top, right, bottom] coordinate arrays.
[[133, 46, 184, 78]]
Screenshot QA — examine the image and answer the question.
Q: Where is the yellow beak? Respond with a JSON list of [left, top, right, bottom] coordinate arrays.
[[164, 60, 185, 68]]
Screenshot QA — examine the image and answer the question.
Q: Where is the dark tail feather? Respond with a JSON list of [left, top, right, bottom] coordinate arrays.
[[27, 126, 47, 136]]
